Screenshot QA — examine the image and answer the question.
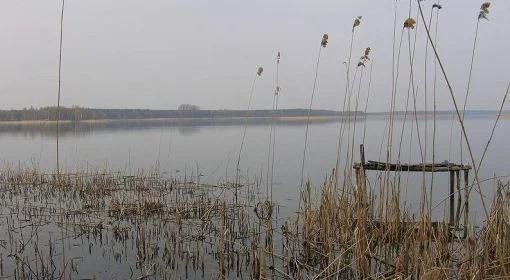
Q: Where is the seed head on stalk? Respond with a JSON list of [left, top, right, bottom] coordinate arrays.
[[321, 34, 329, 47], [404, 18, 416, 29], [364, 47, 371, 56], [479, 2, 490, 20], [275, 53, 281, 96], [360, 47, 371, 61], [432, 3, 442, 9], [353, 16, 362, 31], [257, 67, 264, 76]]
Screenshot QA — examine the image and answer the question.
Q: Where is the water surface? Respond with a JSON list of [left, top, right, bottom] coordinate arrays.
[[1, 114, 508, 220]]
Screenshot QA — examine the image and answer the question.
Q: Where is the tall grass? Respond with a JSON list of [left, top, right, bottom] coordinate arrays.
[[299, 34, 328, 191], [396, 13, 419, 202], [416, 0, 489, 220], [348, 48, 371, 182], [56, 0, 65, 175], [404, 15, 430, 214], [362, 58, 374, 145], [383, 5, 405, 214], [334, 17, 362, 191], [270, 53, 281, 201], [266, 52, 280, 201], [429, 1, 442, 217], [2, 166, 510, 278], [460, 2, 490, 164], [476, 82, 510, 175], [235, 66, 263, 202]]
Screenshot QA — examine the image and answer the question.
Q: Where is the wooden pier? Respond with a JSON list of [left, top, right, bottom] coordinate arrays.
[[354, 144, 472, 232]]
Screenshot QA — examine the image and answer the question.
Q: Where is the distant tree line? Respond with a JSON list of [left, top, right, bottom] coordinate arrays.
[[0, 105, 357, 122], [178, 104, 201, 111]]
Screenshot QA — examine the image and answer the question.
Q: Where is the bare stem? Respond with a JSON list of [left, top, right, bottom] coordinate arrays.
[[299, 46, 323, 191], [56, 0, 65, 176], [417, 0, 489, 220]]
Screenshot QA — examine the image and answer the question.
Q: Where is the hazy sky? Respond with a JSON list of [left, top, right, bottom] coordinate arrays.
[[1, 0, 509, 111]]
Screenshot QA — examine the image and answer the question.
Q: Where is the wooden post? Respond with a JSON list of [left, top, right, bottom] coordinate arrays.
[[360, 144, 366, 165], [355, 167, 361, 201], [449, 171, 455, 225], [464, 170, 469, 238], [359, 144, 367, 196], [455, 171, 462, 230]]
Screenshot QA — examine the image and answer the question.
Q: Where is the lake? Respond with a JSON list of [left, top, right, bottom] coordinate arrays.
[[1, 113, 508, 221]]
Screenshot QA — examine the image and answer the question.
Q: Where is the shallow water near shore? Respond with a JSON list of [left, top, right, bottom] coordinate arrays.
[[1, 114, 508, 221], [1, 114, 510, 279]]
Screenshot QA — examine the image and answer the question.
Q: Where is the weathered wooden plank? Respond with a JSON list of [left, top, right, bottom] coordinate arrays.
[[353, 160, 471, 172]]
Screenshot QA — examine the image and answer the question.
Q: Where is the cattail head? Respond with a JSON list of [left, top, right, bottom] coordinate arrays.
[[277, 51, 281, 64], [432, 3, 442, 9], [360, 47, 371, 62], [353, 16, 362, 31], [321, 34, 329, 47], [364, 47, 371, 57], [479, 2, 490, 20], [404, 18, 416, 29], [275, 86, 281, 96], [257, 67, 263, 76]]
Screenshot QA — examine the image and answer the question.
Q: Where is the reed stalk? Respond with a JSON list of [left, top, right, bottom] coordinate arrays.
[[416, 0, 489, 220], [299, 34, 328, 193], [475, 82, 510, 174], [430, 1, 442, 218], [235, 67, 263, 202], [266, 52, 280, 202], [334, 16, 361, 191], [362, 61, 373, 145], [383, 17, 405, 217], [269, 53, 281, 201], [460, 3, 488, 163], [56, 0, 65, 176]]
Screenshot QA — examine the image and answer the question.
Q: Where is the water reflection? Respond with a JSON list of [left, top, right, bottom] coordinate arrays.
[[0, 113, 495, 138], [0, 113, 507, 224], [0, 117, 344, 137]]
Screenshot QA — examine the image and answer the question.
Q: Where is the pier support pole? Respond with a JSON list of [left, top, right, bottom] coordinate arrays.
[[359, 144, 366, 194], [449, 171, 455, 225], [464, 170, 470, 238], [455, 171, 462, 231]]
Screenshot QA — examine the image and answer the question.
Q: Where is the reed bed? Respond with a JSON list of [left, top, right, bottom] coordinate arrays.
[[0, 167, 508, 279]]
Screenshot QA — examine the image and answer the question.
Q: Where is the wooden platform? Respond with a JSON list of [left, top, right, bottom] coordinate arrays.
[[353, 160, 471, 172], [353, 144, 471, 232]]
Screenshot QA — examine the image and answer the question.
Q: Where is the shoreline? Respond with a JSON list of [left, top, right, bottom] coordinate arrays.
[[0, 115, 343, 126], [0, 110, 506, 126]]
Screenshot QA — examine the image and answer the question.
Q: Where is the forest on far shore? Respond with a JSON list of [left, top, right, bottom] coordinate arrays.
[[0, 106, 348, 122], [0, 105, 502, 122]]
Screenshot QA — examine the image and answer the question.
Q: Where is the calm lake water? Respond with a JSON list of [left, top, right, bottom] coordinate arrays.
[[1, 114, 509, 279], [1, 114, 509, 220]]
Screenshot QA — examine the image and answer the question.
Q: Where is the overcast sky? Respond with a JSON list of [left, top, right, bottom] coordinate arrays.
[[1, 0, 509, 111]]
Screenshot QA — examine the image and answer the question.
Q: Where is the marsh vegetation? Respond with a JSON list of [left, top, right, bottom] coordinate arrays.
[[1, 0, 510, 279]]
